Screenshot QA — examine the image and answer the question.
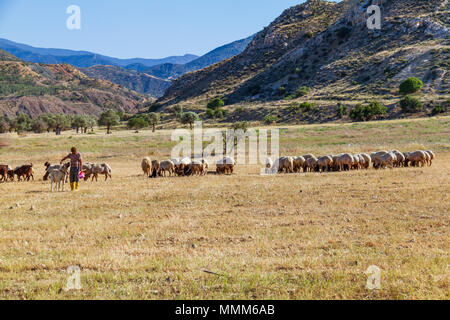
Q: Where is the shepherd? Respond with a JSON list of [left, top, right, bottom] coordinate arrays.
[[60, 147, 83, 191]]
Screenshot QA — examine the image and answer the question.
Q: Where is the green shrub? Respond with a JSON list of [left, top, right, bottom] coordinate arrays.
[[336, 103, 348, 118], [400, 95, 422, 113], [295, 86, 309, 97], [349, 101, 387, 122], [207, 98, 225, 110], [431, 105, 444, 115], [264, 115, 278, 124], [399, 77, 423, 94], [299, 102, 315, 112], [127, 116, 148, 130]]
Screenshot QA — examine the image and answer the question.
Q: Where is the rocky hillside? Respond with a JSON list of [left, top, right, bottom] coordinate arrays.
[[159, 0, 449, 107], [81, 65, 171, 97], [0, 51, 148, 118]]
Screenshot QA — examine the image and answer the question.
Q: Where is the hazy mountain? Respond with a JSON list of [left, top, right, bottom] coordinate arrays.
[[0, 38, 198, 68], [129, 36, 255, 80], [159, 0, 449, 106], [81, 65, 171, 97], [0, 50, 148, 117]]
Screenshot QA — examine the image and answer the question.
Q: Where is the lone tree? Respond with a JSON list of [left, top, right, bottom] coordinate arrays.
[[399, 77, 423, 94], [181, 112, 199, 130], [98, 109, 120, 134], [148, 112, 161, 132]]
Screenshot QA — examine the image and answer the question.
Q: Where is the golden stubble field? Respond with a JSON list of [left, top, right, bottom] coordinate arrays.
[[0, 116, 449, 300]]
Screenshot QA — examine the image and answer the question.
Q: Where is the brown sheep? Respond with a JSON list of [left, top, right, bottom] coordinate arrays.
[[216, 157, 235, 175], [305, 156, 318, 172], [159, 160, 175, 177], [293, 156, 306, 173], [359, 153, 372, 169], [317, 156, 333, 172], [278, 157, 294, 173], [141, 157, 152, 177], [405, 151, 427, 167], [335, 154, 354, 171], [425, 150, 435, 166]]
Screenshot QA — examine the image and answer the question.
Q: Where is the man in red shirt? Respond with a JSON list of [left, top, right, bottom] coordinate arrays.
[[61, 147, 83, 191]]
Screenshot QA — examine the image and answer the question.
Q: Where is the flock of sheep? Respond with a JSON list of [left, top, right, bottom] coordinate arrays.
[[141, 156, 236, 178], [264, 150, 436, 174], [141, 149, 435, 179]]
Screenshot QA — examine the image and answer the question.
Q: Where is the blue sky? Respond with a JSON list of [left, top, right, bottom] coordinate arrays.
[[0, 0, 309, 59]]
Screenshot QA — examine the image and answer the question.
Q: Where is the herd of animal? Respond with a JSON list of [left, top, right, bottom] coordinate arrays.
[[141, 156, 236, 178], [0, 161, 113, 192], [265, 150, 436, 174], [0, 149, 436, 191]]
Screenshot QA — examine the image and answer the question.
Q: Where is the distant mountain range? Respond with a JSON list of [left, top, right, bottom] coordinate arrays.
[[0, 36, 254, 97], [125, 36, 255, 79], [0, 38, 198, 68]]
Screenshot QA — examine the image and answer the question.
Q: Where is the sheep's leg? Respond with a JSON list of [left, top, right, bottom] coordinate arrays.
[[51, 181, 53, 192]]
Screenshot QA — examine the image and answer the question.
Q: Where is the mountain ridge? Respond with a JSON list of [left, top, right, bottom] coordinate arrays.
[[158, 0, 449, 107], [0, 38, 198, 68]]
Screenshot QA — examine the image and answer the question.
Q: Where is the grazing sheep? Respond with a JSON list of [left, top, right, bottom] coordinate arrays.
[[159, 160, 175, 177], [370, 151, 388, 169], [305, 156, 318, 172], [335, 154, 354, 171], [278, 156, 294, 173], [83, 163, 112, 181], [390, 150, 405, 167], [425, 150, 435, 166], [150, 160, 160, 178], [293, 156, 306, 173], [405, 151, 427, 167], [329, 154, 341, 171], [141, 157, 152, 177], [49, 163, 70, 192], [352, 154, 361, 170], [216, 157, 235, 175], [317, 156, 333, 172], [359, 153, 372, 169], [374, 152, 397, 169]]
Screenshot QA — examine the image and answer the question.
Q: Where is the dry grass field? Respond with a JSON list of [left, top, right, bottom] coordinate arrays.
[[0, 116, 449, 300]]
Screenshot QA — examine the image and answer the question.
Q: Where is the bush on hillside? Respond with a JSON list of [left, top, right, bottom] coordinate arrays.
[[399, 77, 423, 94], [400, 95, 422, 113], [349, 101, 387, 122]]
